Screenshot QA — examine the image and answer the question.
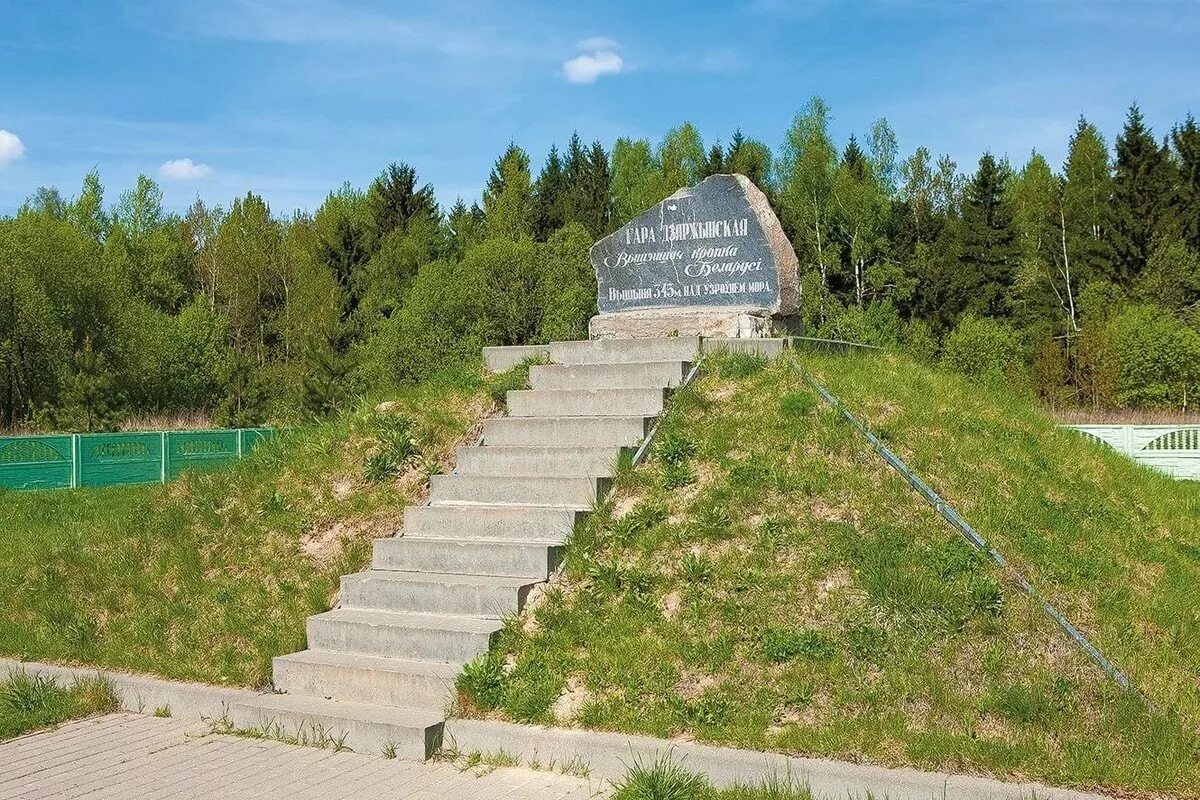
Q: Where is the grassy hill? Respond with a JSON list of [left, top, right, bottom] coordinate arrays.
[[460, 349, 1199, 797], [0, 366, 501, 687]]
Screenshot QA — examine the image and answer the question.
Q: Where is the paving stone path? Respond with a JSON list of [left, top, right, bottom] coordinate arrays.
[[0, 714, 602, 800]]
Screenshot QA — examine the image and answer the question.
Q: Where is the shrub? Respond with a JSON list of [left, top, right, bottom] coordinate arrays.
[[818, 301, 902, 347], [940, 314, 1024, 386], [1105, 304, 1200, 410]]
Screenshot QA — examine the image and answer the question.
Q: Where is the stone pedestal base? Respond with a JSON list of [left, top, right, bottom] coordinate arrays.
[[588, 307, 778, 340]]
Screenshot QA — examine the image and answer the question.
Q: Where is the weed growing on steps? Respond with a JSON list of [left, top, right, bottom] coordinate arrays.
[[208, 712, 351, 752], [436, 745, 592, 779], [0, 364, 496, 687], [0, 670, 118, 740], [476, 350, 1200, 796]]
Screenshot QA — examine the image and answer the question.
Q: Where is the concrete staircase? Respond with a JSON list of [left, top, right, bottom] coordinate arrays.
[[240, 336, 703, 759]]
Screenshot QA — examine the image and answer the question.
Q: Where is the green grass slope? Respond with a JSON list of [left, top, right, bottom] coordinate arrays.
[[0, 366, 501, 687], [463, 351, 1198, 797]]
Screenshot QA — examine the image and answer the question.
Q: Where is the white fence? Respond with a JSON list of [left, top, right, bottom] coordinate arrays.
[[1063, 425, 1200, 480]]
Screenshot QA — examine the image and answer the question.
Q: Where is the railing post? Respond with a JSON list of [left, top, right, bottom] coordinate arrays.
[[160, 432, 167, 484], [71, 434, 79, 489]]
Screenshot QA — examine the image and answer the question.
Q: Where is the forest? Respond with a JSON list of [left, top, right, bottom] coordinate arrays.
[[1, 97, 1198, 432]]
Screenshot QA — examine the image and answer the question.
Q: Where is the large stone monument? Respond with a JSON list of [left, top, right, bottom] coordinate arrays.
[[589, 173, 799, 339]]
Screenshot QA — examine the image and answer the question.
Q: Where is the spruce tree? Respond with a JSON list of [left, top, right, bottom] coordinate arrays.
[[533, 145, 569, 240], [365, 163, 437, 246], [1172, 115, 1200, 253], [702, 143, 725, 177], [841, 134, 867, 178], [957, 153, 1017, 318], [1110, 104, 1177, 285], [575, 141, 612, 237]]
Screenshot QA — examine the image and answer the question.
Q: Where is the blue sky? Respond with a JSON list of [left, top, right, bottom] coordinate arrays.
[[1, 1, 1198, 216]]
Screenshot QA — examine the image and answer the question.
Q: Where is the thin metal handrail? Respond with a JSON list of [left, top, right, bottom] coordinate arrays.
[[794, 361, 1150, 706]]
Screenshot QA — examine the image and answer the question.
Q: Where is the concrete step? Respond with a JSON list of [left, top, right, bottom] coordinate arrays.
[[506, 387, 666, 418], [272, 650, 458, 712], [455, 446, 622, 478], [429, 474, 605, 508], [701, 337, 788, 358], [529, 361, 690, 391], [482, 415, 650, 447], [341, 570, 536, 617], [482, 344, 550, 373], [307, 608, 501, 664], [374, 536, 562, 579], [550, 336, 701, 365], [229, 692, 443, 760], [403, 504, 581, 544]]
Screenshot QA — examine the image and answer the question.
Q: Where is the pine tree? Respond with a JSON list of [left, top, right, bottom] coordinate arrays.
[[957, 153, 1017, 318], [1110, 104, 1177, 285], [1172, 115, 1200, 253]]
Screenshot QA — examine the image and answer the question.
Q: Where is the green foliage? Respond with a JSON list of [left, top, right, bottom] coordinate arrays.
[[5, 102, 1200, 432], [612, 756, 712, 800], [940, 314, 1024, 386], [0, 672, 118, 741], [655, 432, 697, 465], [1105, 304, 1200, 409], [457, 654, 506, 711]]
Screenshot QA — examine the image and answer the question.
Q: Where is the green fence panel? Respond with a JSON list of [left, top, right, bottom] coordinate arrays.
[[78, 433, 164, 488], [167, 430, 240, 479], [240, 428, 276, 454], [0, 436, 74, 490], [0, 428, 276, 491]]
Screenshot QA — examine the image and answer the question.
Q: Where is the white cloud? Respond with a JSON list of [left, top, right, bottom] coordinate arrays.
[[158, 158, 213, 180], [0, 130, 26, 168], [563, 38, 624, 84]]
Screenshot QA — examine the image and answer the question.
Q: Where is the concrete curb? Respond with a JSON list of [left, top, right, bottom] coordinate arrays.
[[0, 657, 262, 724], [2, 662, 1113, 799], [443, 719, 1112, 800]]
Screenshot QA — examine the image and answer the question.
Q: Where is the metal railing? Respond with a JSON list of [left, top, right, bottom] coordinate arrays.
[[794, 362, 1149, 705]]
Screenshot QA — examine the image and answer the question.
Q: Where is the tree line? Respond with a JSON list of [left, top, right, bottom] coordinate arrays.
[[2, 99, 1198, 431]]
